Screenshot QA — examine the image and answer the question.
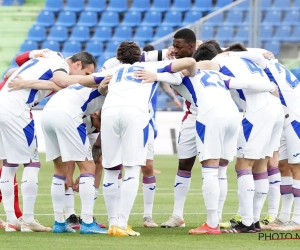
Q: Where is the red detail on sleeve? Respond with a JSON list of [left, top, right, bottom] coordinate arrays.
[[0, 78, 8, 91], [15, 51, 31, 66]]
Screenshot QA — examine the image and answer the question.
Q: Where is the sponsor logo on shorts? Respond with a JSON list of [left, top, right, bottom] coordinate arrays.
[[237, 147, 243, 150], [293, 153, 300, 157], [123, 177, 134, 182], [32, 148, 39, 160], [103, 183, 114, 187]]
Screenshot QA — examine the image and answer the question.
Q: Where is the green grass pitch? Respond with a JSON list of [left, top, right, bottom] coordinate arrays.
[[0, 154, 298, 249]]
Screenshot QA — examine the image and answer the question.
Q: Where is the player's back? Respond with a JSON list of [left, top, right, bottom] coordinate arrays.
[[264, 59, 300, 115]]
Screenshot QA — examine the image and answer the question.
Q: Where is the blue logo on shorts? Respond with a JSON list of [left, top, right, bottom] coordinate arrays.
[[237, 147, 243, 150], [293, 153, 300, 157], [103, 183, 114, 187]]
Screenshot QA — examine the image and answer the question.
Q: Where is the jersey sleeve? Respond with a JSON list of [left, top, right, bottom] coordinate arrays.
[[15, 52, 31, 66], [156, 72, 183, 86], [49, 57, 70, 74], [99, 57, 121, 72], [140, 49, 169, 62], [93, 65, 121, 84]]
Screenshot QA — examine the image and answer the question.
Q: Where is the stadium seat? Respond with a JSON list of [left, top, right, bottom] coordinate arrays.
[[153, 26, 173, 39], [224, 10, 243, 24], [85, 41, 103, 58], [92, 26, 112, 42], [171, 0, 191, 12], [97, 54, 114, 67], [20, 41, 38, 53], [121, 11, 142, 27], [112, 26, 132, 42], [156, 94, 168, 109], [69, 26, 90, 43], [182, 11, 202, 26], [273, 25, 291, 42], [272, 0, 291, 10], [162, 11, 182, 27], [77, 11, 98, 28], [290, 26, 300, 42], [260, 25, 273, 42], [105, 41, 120, 55], [282, 11, 300, 25], [262, 10, 282, 25], [193, 0, 212, 12], [205, 13, 223, 26], [62, 41, 82, 57], [41, 40, 60, 51], [2, 0, 14, 6], [85, 0, 106, 13], [44, 0, 63, 13], [215, 26, 234, 41], [243, 11, 249, 25], [98, 12, 119, 27], [135, 41, 145, 48], [48, 25, 68, 43], [294, 0, 300, 10], [261, 0, 272, 10], [234, 0, 249, 11], [35, 11, 55, 28], [264, 41, 280, 56], [64, 0, 84, 13], [201, 26, 214, 40], [56, 11, 76, 28], [107, 0, 127, 12], [151, 0, 171, 12], [142, 11, 162, 27], [214, 0, 233, 9], [130, 0, 150, 12], [133, 26, 153, 42], [234, 26, 249, 43], [27, 25, 46, 42]]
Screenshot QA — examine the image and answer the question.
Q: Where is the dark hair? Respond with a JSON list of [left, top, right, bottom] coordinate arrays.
[[143, 44, 155, 52], [173, 28, 196, 44], [193, 44, 218, 61], [69, 51, 97, 69], [117, 41, 141, 64], [224, 42, 248, 52], [203, 39, 223, 54]]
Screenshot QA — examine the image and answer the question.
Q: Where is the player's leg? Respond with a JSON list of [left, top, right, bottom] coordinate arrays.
[[0, 164, 6, 228], [218, 159, 229, 222]]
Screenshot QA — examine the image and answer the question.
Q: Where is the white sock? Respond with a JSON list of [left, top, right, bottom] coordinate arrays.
[[51, 175, 66, 223], [64, 187, 75, 218], [278, 176, 293, 223], [143, 176, 156, 218], [237, 169, 255, 226], [94, 187, 99, 201], [79, 174, 95, 224], [267, 166, 281, 218], [253, 172, 269, 222], [291, 179, 300, 224], [0, 165, 18, 224], [118, 166, 140, 229], [103, 169, 119, 227], [173, 169, 191, 219], [202, 166, 219, 228], [218, 163, 228, 221]]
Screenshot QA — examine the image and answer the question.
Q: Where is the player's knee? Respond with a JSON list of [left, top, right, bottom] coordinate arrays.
[[178, 157, 195, 172], [141, 160, 153, 176], [278, 160, 291, 175]]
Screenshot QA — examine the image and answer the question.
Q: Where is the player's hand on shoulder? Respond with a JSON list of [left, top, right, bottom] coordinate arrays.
[[133, 69, 157, 83], [166, 46, 175, 59], [271, 83, 279, 98], [263, 51, 275, 59], [98, 74, 112, 95], [8, 75, 25, 91]]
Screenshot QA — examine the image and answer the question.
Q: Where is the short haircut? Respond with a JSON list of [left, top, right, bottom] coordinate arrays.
[[117, 41, 141, 64], [143, 44, 155, 52], [193, 44, 218, 61], [173, 28, 196, 44], [224, 43, 248, 52], [70, 52, 97, 69], [203, 39, 223, 54]]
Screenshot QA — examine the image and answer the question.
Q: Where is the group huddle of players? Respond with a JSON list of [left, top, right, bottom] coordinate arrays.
[[0, 28, 299, 236]]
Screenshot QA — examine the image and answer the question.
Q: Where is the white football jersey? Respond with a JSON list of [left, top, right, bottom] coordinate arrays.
[[264, 59, 300, 116], [0, 52, 69, 117], [213, 55, 280, 112]]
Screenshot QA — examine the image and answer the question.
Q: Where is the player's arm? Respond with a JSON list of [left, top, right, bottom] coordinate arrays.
[[196, 60, 220, 71], [161, 82, 182, 108], [15, 49, 51, 66], [227, 51, 267, 69], [168, 58, 197, 76]]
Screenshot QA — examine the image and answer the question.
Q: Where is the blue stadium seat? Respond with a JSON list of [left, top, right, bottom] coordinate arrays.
[[41, 40, 60, 51], [234, 26, 249, 43], [264, 41, 280, 56], [215, 26, 234, 41], [20, 41, 38, 53], [151, 0, 171, 12], [153, 26, 173, 39], [201, 26, 214, 40], [142, 11, 162, 27], [205, 13, 223, 26], [156, 94, 168, 109], [282, 11, 300, 25], [130, 0, 150, 12], [56, 11, 76, 28], [234, 0, 249, 11], [294, 0, 300, 10], [3, 0, 14, 6], [77, 11, 98, 28], [105, 41, 120, 55], [112, 26, 132, 42], [69, 26, 90, 43], [290, 26, 300, 42], [171, 0, 191, 12], [92, 26, 112, 42], [133, 26, 153, 42], [243, 11, 249, 25], [85, 41, 103, 58], [273, 25, 291, 42], [64, 0, 84, 13], [48, 25, 68, 43], [27, 25, 46, 42], [193, 0, 212, 12], [214, 0, 233, 9], [35, 11, 55, 27], [224, 10, 243, 24], [260, 25, 273, 42], [272, 0, 291, 10], [62, 41, 82, 57], [162, 11, 182, 27], [98, 12, 119, 27], [107, 0, 127, 12], [261, 0, 272, 11], [85, 0, 106, 13], [122, 11, 142, 27], [135, 41, 145, 48], [262, 10, 282, 25], [97, 54, 114, 68], [44, 0, 63, 12], [182, 11, 202, 26]]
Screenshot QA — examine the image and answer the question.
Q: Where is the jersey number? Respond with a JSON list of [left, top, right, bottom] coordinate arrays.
[[241, 58, 264, 77], [275, 62, 300, 89], [200, 71, 226, 89], [116, 66, 145, 83]]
